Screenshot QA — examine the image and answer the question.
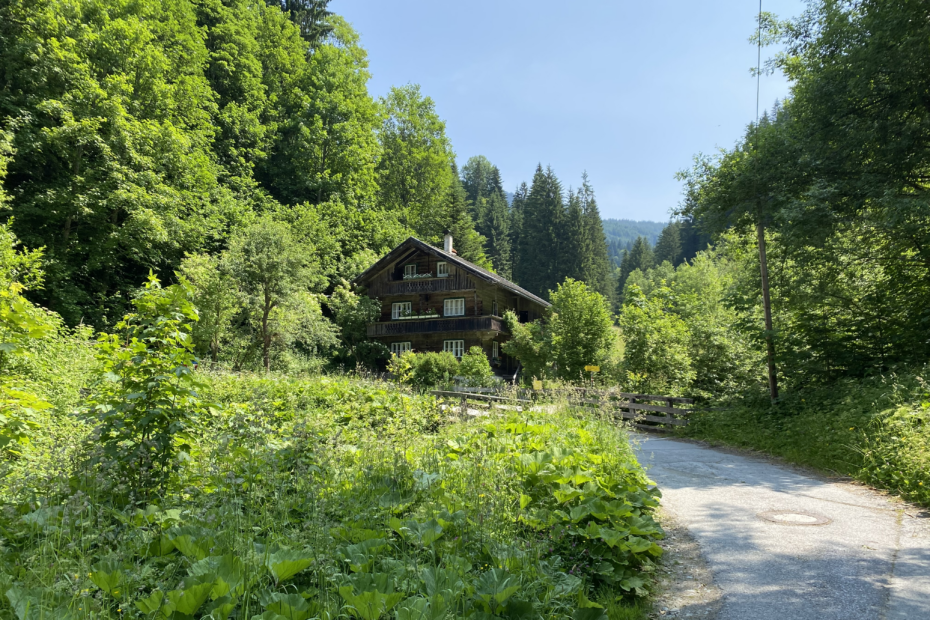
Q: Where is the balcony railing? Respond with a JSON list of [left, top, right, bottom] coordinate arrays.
[[367, 316, 506, 337], [368, 273, 475, 297]]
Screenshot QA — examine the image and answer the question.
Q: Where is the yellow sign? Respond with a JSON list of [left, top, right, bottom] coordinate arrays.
[[532, 380, 543, 390], [585, 365, 600, 373]]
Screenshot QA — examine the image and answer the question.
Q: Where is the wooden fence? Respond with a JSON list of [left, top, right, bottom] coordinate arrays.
[[429, 386, 693, 430]]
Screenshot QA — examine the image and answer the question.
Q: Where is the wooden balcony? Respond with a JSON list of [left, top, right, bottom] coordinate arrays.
[[368, 273, 475, 297], [367, 316, 506, 337]]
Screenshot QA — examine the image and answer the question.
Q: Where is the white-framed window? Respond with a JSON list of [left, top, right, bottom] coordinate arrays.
[[443, 339, 465, 358], [492, 341, 499, 359], [390, 342, 412, 356], [436, 261, 449, 277], [392, 302, 412, 319], [444, 297, 465, 317], [403, 264, 417, 277]]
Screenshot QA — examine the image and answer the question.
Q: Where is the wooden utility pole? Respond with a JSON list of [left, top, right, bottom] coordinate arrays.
[[756, 220, 778, 400], [755, 0, 778, 402]]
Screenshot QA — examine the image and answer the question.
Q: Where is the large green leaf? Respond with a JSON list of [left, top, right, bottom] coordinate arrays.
[[258, 591, 314, 620], [145, 535, 176, 557], [167, 581, 214, 616], [395, 596, 431, 620], [189, 554, 246, 597], [552, 487, 584, 504], [135, 590, 167, 616], [572, 609, 608, 620], [390, 518, 443, 546], [626, 536, 654, 554], [475, 569, 520, 612], [395, 594, 452, 620], [265, 549, 315, 583], [89, 560, 123, 595], [339, 538, 388, 573], [339, 587, 405, 620], [169, 527, 215, 560], [5, 587, 43, 620], [420, 567, 463, 598], [598, 527, 630, 550], [203, 595, 237, 620]]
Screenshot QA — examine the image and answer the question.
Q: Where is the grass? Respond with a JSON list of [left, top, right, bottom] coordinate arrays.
[[682, 367, 930, 508], [0, 372, 660, 619]]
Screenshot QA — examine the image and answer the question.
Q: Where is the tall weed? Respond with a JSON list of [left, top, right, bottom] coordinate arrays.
[[0, 374, 660, 619]]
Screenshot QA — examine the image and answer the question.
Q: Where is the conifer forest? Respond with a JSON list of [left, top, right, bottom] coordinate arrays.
[[0, 0, 927, 618]]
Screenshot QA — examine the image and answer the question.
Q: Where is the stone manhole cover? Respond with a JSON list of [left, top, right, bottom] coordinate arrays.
[[757, 510, 832, 526]]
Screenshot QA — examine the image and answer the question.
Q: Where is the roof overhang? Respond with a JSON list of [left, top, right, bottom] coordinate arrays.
[[353, 237, 550, 307]]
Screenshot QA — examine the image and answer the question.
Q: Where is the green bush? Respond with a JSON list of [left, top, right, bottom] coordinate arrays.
[[618, 285, 694, 396], [458, 346, 495, 387], [87, 274, 204, 503], [503, 278, 619, 383], [388, 351, 460, 389]]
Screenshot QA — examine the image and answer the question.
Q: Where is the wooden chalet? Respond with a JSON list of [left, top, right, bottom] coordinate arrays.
[[353, 232, 550, 375]]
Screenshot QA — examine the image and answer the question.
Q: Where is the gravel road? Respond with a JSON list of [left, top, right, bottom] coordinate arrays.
[[632, 434, 930, 620]]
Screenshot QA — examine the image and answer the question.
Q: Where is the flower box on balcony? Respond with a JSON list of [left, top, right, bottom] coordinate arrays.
[[397, 312, 440, 320]]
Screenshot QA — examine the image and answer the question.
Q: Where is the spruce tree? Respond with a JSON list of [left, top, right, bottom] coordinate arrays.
[[677, 215, 709, 264], [266, 0, 334, 46], [510, 182, 528, 284], [484, 191, 512, 279], [654, 221, 683, 265], [461, 156, 512, 276], [443, 163, 491, 269], [562, 189, 587, 282], [520, 165, 564, 298], [578, 172, 613, 299], [616, 236, 654, 302], [461, 155, 493, 223]]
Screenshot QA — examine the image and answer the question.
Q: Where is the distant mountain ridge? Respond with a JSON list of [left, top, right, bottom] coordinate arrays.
[[501, 189, 665, 267], [601, 218, 666, 267]]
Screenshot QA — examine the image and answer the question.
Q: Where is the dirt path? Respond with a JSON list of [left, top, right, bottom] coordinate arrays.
[[632, 434, 930, 620]]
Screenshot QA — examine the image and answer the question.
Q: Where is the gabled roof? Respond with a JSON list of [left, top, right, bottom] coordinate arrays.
[[353, 237, 550, 307]]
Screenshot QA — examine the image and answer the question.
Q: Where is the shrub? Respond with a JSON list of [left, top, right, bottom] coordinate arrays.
[[618, 284, 694, 396], [503, 278, 619, 383], [389, 351, 460, 389], [0, 223, 55, 458], [458, 346, 495, 386], [548, 279, 618, 381], [87, 274, 204, 503]]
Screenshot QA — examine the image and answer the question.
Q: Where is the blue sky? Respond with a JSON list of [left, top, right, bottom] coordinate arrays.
[[338, 0, 806, 222]]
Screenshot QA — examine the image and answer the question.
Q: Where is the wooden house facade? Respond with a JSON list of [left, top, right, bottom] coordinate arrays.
[[353, 234, 550, 375]]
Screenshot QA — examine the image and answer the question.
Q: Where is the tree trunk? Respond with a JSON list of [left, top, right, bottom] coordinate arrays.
[[262, 289, 272, 373], [756, 220, 778, 401]]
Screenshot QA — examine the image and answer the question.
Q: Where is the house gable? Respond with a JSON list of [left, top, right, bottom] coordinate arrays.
[[354, 237, 550, 309]]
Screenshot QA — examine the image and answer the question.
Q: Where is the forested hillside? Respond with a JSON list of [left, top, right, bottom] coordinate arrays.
[[0, 0, 622, 364]]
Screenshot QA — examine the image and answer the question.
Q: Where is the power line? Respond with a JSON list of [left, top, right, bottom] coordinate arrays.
[[756, 0, 763, 121]]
